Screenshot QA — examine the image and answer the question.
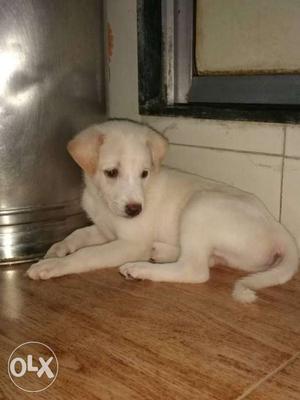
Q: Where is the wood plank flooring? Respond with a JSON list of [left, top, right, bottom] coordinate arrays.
[[0, 263, 299, 399]]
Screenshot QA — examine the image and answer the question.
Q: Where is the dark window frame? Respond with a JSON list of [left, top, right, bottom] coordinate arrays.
[[137, 0, 300, 123]]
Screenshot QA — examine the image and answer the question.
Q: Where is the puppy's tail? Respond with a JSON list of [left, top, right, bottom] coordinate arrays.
[[232, 232, 299, 303]]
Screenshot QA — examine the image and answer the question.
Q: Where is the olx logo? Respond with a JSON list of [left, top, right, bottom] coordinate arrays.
[[8, 342, 58, 392]]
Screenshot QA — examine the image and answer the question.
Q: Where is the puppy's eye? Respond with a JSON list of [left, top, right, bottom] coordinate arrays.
[[141, 170, 149, 179], [104, 168, 118, 178]]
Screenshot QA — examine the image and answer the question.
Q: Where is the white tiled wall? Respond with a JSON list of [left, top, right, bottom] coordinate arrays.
[[165, 144, 282, 218], [285, 125, 300, 158], [281, 158, 300, 242], [282, 127, 300, 245], [106, 0, 300, 247], [143, 116, 284, 154]]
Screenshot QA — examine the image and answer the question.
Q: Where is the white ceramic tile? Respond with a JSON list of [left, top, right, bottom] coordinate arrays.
[[143, 116, 284, 155], [285, 125, 300, 157], [164, 145, 282, 219], [281, 158, 300, 247]]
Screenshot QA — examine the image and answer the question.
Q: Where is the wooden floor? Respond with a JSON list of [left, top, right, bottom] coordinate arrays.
[[0, 263, 299, 400]]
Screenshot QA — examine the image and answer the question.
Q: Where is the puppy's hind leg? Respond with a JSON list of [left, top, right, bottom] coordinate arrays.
[[119, 256, 209, 283], [233, 230, 299, 303], [120, 224, 210, 283], [150, 242, 180, 263]]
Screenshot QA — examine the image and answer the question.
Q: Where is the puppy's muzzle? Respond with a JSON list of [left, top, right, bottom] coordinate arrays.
[[125, 203, 142, 217]]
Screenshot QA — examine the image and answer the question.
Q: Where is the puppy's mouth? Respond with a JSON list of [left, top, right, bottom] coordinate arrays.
[[124, 213, 141, 219]]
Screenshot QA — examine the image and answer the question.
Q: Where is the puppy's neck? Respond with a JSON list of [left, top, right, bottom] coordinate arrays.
[[84, 174, 105, 201]]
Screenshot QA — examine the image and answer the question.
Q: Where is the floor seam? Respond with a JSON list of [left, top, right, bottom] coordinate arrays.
[[234, 352, 300, 400]]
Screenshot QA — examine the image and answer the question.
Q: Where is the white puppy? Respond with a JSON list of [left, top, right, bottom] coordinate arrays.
[[27, 120, 299, 303]]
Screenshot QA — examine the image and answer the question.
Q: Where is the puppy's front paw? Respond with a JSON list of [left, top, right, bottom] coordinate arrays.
[[26, 258, 65, 280], [119, 262, 152, 280]]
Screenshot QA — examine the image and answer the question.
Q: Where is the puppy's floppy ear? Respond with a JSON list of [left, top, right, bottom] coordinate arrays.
[[67, 126, 105, 175], [147, 131, 169, 171]]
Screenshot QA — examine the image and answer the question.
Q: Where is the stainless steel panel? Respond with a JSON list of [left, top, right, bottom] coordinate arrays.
[[0, 0, 106, 263]]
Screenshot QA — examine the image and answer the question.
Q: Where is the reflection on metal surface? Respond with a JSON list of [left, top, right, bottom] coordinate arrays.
[[2, 232, 14, 259], [2, 269, 18, 280], [0, 0, 106, 264], [0, 44, 24, 93], [1, 269, 22, 320]]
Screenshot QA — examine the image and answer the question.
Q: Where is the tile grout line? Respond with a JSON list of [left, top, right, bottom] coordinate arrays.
[[169, 142, 282, 157], [279, 127, 287, 222], [235, 352, 300, 400], [169, 141, 300, 161]]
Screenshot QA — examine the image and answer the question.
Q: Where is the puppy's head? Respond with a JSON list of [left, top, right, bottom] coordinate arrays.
[[68, 120, 168, 218]]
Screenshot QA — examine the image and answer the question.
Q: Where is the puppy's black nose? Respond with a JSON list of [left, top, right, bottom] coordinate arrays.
[[125, 203, 142, 217]]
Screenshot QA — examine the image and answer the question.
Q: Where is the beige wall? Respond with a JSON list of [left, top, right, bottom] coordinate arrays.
[[105, 0, 139, 119], [196, 0, 300, 74], [106, 0, 300, 247]]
